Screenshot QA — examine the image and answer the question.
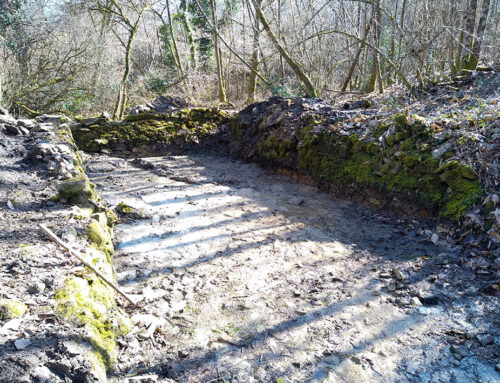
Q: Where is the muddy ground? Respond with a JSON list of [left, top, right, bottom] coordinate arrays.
[[85, 152, 499, 383]]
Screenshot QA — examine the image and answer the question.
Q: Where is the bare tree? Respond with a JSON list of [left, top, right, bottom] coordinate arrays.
[[251, 0, 317, 98], [91, 0, 156, 119]]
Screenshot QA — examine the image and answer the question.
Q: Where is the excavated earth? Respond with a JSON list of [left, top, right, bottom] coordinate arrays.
[[85, 152, 500, 383]]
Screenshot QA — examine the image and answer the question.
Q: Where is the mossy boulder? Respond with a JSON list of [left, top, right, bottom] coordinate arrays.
[[55, 274, 131, 376], [57, 175, 101, 206], [88, 215, 114, 257], [115, 201, 146, 220]]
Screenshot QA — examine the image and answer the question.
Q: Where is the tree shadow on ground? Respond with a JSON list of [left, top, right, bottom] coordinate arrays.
[[92, 152, 499, 383]]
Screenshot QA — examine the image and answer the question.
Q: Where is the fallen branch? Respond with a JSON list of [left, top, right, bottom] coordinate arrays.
[[39, 224, 135, 305]]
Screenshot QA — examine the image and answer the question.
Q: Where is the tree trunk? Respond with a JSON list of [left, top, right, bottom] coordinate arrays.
[[247, 1, 261, 103], [166, 0, 183, 75], [366, 1, 381, 93], [113, 26, 137, 120], [461, 0, 479, 70], [397, 0, 407, 61], [252, 0, 317, 97], [469, 0, 492, 69], [341, 19, 372, 92], [211, 0, 227, 103]]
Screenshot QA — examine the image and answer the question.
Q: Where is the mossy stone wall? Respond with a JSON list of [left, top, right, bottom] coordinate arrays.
[[230, 99, 482, 222], [72, 107, 229, 154]]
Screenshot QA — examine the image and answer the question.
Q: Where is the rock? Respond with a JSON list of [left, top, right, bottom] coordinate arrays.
[[115, 201, 146, 219], [31, 366, 54, 382], [397, 297, 411, 306], [151, 95, 190, 113], [379, 272, 392, 279], [5, 124, 29, 135], [417, 307, 431, 315], [14, 338, 31, 350], [430, 233, 439, 244], [79, 117, 102, 127], [33, 123, 55, 132], [476, 334, 494, 346], [432, 141, 453, 159], [57, 178, 89, 204], [100, 111, 111, 120], [38, 114, 69, 125], [59, 341, 83, 356], [410, 297, 421, 306], [342, 99, 372, 110], [128, 375, 158, 383], [495, 363, 500, 372], [17, 119, 37, 129], [60, 226, 78, 243], [0, 106, 8, 115], [450, 345, 468, 360], [0, 114, 16, 125], [392, 268, 405, 281], [387, 282, 397, 292]]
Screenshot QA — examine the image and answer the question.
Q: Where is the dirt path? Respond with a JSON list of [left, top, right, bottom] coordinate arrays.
[[86, 153, 499, 383]]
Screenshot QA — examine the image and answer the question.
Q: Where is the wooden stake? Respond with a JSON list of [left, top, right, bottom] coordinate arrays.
[[39, 224, 135, 305]]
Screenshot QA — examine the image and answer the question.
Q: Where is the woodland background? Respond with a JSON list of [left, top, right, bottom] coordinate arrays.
[[0, 0, 499, 118]]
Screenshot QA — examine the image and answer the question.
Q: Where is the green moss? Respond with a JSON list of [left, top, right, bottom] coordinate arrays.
[[72, 108, 229, 152], [436, 161, 482, 220], [106, 209, 117, 226], [0, 298, 27, 320], [55, 274, 131, 370], [400, 138, 414, 151], [58, 176, 90, 203], [265, 115, 482, 221], [393, 112, 409, 129], [116, 202, 134, 214], [374, 122, 390, 138], [88, 218, 113, 257]]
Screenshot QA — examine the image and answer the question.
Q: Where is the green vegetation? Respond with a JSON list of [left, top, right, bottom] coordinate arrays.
[[88, 214, 114, 258], [55, 273, 131, 374]]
